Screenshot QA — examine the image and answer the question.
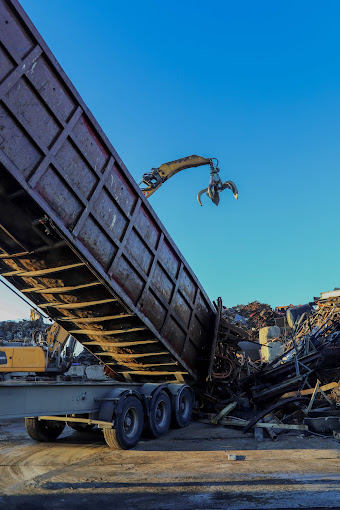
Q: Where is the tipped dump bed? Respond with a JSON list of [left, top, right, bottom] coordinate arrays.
[[0, 0, 216, 383]]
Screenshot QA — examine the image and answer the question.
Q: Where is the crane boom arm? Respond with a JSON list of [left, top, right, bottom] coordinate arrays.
[[158, 155, 212, 179], [140, 155, 212, 198], [140, 154, 238, 206]]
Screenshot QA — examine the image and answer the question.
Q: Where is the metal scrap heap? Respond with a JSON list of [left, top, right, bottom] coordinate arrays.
[[0, 317, 48, 343], [222, 301, 280, 342], [198, 291, 340, 441], [246, 295, 340, 402]]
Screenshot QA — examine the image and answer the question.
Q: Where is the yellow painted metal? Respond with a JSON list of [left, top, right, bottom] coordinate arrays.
[[0, 322, 70, 372], [69, 327, 147, 335], [39, 298, 116, 309], [45, 322, 69, 354], [0, 346, 46, 372], [38, 416, 113, 429], [157, 155, 211, 178], [280, 381, 338, 399], [144, 155, 212, 198], [2, 262, 85, 277]]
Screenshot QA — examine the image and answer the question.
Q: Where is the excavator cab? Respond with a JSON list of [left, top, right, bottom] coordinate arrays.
[[140, 155, 238, 206]]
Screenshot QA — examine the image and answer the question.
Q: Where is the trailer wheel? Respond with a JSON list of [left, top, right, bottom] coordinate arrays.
[[25, 417, 65, 442], [104, 396, 143, 450], [146, 390, 171, 438], [173, 387, 193, 428]]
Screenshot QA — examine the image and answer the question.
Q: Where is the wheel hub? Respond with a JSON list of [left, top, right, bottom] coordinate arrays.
[[156, 407, 162, 422]]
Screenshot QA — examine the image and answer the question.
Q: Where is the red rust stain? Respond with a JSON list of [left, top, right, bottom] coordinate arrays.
[[81, 116, 109, 159]]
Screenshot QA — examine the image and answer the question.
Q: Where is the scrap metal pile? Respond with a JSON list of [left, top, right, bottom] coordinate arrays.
[[0, 316, 48, 343], [222, 301, 280, 341], [197, 291, 340, 440]]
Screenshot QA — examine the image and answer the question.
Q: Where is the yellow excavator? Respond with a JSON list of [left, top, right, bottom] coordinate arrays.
[[0, 320, 75, 379], [140, 155, 238, 206]]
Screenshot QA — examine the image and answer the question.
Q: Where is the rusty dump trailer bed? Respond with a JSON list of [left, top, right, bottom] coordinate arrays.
[[0, 0, 216, 385]]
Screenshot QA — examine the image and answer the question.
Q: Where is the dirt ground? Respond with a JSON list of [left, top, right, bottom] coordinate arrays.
[[0, 418, 339, 510]]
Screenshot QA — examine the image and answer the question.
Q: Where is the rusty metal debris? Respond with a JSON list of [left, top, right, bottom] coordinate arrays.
[[198, 291, 340, 441], [0, 316, 47, 343], [222, 301, 281, 342]]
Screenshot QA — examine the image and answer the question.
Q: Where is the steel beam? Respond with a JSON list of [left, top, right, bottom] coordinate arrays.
[[0, 381, 138, 419]]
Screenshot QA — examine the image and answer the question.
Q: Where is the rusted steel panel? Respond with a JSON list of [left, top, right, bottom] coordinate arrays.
[[0, 0, 216, 383]]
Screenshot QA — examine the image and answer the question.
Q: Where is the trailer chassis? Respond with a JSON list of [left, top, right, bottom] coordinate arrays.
[[0, 381, 194, 449]]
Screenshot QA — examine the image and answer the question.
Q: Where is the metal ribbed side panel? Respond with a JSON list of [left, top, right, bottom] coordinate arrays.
[[0, 0, 216, 383]]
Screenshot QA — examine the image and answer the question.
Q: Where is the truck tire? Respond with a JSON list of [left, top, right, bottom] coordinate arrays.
[[103, 396, 144, 450], [25, 417, 65, 442], [172, 387, 193, 428], [145, 390, 171, 438]]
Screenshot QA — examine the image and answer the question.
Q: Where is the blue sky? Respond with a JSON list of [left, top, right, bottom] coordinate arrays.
[[1, 0, 339, 320]]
